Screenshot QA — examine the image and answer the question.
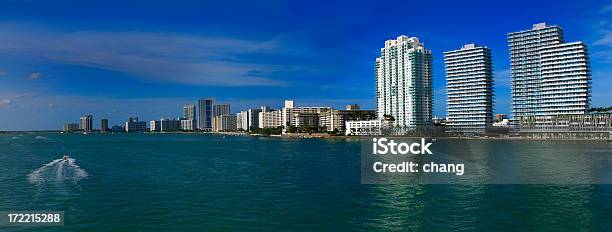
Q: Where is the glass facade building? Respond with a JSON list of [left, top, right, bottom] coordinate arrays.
[[198, 99, 215, 130]]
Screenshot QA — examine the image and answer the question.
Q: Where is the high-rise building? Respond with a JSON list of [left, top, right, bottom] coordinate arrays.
[[79, 115, 93, 132], [125, 117, 147, 132], [212, 115, 238, 132], [63, 123, 79, 132], [198, 99, 215, 131], [247, 108, 262, 130], [259, 110, 283, 128], [508, 23, 591, 121], [237, 111, 249, 131], [213, 104, 230, 117], [183, 103, 196, 121], [180, 119, 195, 131], [160, 118, 181, 132], [444, 44, 494, 134], [150, 120, 161, 132], [375, 36, 433, 128], [100, 118, 109, 133]]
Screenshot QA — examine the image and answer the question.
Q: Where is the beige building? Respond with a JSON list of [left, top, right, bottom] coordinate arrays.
[[320, 107, 376, 132], [259, 109, 283, 128], [213, 114, 238, 132], [282, 100, 330, 127]]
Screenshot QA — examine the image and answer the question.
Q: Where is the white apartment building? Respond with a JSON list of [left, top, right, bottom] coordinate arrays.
[[281, 100, 330, 128], [539, 42, 591, 115], [345, 120, 384, 136], [376, 36, 433, 129], [150, 120, 160, 132], [79, 115, 93, 132], [319, 108, 376, 132], [444, 44, 494, 134], [180, 119, 196, 131], [508, 23, 591, 121], [259, 109, 283, 128], [237, 111, 249, 131]]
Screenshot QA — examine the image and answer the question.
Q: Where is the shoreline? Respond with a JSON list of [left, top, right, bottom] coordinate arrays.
[[3, 130, 610, 142]]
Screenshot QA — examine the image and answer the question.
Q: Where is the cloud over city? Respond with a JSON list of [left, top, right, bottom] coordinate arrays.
[[0, 24, 316, 86]]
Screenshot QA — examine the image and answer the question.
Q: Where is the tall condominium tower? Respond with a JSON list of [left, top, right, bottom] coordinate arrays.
[[79, 115, 93, 132], [212, 104, 231, 117], [508, 23, 591, 120], [444, 44, 494, 133], [375, 35, 433, 128], [182, 104, 196, 121], [198, 99, 215, 130], [100, 118, 109, 133]]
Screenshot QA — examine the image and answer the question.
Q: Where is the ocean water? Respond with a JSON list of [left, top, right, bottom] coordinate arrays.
[[0, 133, 611, 231]]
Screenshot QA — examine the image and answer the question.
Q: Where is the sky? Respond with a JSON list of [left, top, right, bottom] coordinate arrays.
[[1, 0, 612, 130]]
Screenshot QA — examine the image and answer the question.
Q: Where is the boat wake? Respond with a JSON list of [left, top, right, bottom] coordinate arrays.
[[28, 158, 88, 184]]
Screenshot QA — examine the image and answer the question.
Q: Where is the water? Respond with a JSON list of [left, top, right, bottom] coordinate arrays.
[[0, 133, 611, 231]]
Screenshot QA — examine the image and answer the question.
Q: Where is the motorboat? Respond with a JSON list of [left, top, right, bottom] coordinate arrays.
[[63, 154, 70, 161]]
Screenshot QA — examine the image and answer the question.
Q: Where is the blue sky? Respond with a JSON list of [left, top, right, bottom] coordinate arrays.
[[1, 0, 612, 130]]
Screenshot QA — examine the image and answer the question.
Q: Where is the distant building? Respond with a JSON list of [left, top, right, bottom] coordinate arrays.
[[495, 114, 508, 122], [183, 104, 197, 126], [79, 115, 93, 132], [160, 118, 181, 132], [180, 119, 195, 131], [444, 44, 494, 134], [346, 104, 360, 110], [63, 123, 79, 132], [150, 120, 161, 132], [213, 115, 237, 132], [247, 108, 262, 130], [284, 100, 294, 108], [281, 100, 330, 128], [213, 104, 231, 117], [237, 111, 249, 131], [198, 98, 215, 131], [493, 119, 511, 128], [259, 109, 283, 128], [110, 125, 124, 133], [376, 36, 433, 128], [345, 119, 384, 136], [100, 119, 109, 133], [320, 108, 376, 132], [432, 116, 446, 127], [293, 112, 320, 128], [125, 117, 147, 132]]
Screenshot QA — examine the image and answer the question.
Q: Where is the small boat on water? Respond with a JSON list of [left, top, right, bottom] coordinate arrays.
[[62, 154, 70, 161]]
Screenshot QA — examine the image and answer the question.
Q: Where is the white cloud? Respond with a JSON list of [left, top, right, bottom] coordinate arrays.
[[594, 30, 612, 47], [0, 24, 315, 86], [0, 99, 11, 107], [601, 4, 612, 13], [27, 72, 41, 80]]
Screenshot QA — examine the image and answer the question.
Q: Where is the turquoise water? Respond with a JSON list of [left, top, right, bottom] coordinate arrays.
[[0, 133, 611, 231]]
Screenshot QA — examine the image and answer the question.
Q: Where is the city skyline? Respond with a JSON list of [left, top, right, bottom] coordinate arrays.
[[1, 0, 612, 130]]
